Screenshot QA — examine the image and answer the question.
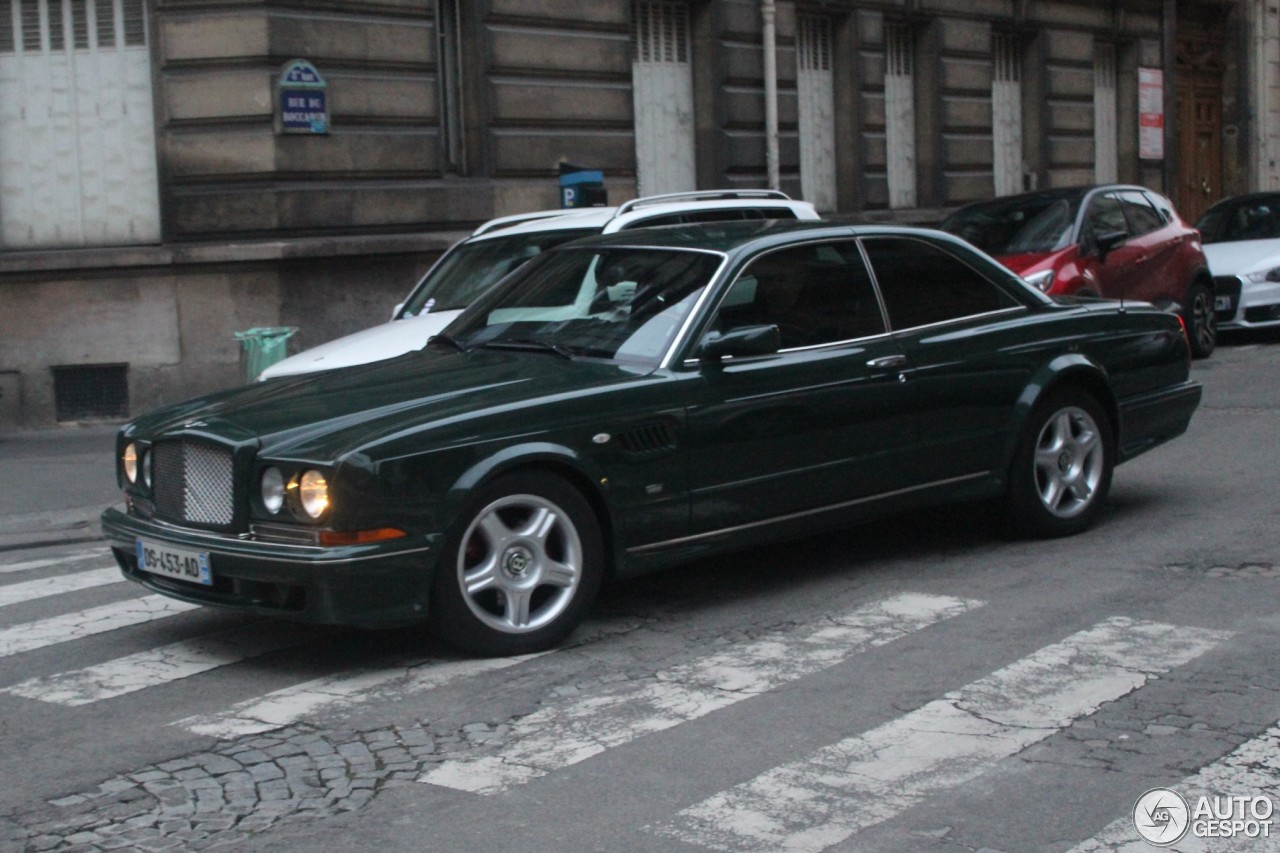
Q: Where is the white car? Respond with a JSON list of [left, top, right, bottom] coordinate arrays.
[[258, 190, 821, 379], [1195, 192, 1280, 330]]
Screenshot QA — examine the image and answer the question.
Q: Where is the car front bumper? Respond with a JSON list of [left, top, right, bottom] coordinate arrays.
[[1218, 277, 1280, 329], [101, 507, 441, 628]]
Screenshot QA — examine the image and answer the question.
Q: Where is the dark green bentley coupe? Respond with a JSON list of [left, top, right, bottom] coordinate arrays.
[[102, 221, 1202, 655]]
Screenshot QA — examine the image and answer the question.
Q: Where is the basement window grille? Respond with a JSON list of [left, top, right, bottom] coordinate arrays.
[[53, 364, 129, 421]]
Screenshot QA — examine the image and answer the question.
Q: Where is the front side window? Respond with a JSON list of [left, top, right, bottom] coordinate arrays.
[[862, 237, 1019, 329], [941, 195, 1080, 256], [710, 241, 886, 349], [445, 246, 723, 366], [1085, 194, 1129, 239]]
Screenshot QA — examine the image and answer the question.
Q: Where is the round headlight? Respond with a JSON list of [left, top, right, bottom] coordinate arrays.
[[261, 467, 286, 514], [299, 469, 330, 519], [123, 443, 139, 484]]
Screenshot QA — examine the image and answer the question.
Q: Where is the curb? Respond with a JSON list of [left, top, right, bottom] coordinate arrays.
[[0, 504, 116, 553]]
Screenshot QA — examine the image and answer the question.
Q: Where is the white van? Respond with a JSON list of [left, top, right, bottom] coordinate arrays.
[[258, 190, 820, 379]]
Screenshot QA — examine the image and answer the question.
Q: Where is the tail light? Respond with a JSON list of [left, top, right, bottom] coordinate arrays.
[[1175, 314, 1192, 366]]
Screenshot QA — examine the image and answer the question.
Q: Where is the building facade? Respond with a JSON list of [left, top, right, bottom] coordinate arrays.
[[0, 0, 1271, 426]]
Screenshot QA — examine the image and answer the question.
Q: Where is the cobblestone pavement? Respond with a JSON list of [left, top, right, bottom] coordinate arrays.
[[3, 717, 500, 852]]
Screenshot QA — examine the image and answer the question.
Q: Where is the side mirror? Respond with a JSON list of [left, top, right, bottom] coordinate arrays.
[[698, 324, 782, 361], [1094, 230, 1127, 264]]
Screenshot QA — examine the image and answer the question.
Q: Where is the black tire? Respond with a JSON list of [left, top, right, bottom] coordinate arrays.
[[1006, 388, 1114, 539], [1183, 279, 1217, 359], [428, 472, 603, 656]]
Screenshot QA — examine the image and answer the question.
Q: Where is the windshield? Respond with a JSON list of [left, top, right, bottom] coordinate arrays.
[[1196, 195, 1280, 243], [400, 229, 597, 317], [443, 246, 724, 367], [943, 196, 1080, 255]]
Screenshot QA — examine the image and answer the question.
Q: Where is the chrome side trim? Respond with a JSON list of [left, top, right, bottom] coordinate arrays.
[[625, 472, 990, 555]]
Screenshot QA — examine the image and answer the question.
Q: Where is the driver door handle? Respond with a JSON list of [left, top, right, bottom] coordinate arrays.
[[867, 354, 909, 370]]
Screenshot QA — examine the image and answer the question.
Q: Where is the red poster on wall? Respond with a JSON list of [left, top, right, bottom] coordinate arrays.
[[1139, 68, 1165, 160]]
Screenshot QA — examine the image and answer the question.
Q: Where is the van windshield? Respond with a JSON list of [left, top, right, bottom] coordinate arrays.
[[400, 229, 597, 317]]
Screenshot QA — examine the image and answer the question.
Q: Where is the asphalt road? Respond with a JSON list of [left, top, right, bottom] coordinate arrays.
[[1, 333, 1278, 852]]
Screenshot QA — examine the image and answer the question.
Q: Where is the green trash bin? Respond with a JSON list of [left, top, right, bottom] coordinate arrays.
[[235, 326, 298, 382]]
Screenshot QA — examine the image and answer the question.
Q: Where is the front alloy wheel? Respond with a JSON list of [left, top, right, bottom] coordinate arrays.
[[430, 472, 603, 656], [458, 493, 582, 634]]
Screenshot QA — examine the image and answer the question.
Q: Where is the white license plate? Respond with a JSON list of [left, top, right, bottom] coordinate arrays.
[[136, 539, 212, 586], [1215, 295, 1233, 311]]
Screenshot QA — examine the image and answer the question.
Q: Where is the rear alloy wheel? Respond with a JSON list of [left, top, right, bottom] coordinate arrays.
[[1007, 388, 1113, 538], [1183, 280, 1216, 358], [429, 472, 603, 656]]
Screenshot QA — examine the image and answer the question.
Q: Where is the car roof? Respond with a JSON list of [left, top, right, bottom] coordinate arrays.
[[947, 184, 1165, 216], [550, 218, 965, 255], [466, 190, 820, 242]]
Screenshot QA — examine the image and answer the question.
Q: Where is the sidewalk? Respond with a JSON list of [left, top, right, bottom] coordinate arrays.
[[0, 423, 123, 551]]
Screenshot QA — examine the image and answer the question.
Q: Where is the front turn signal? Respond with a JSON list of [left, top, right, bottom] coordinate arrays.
[[318, 528, 407, 547]]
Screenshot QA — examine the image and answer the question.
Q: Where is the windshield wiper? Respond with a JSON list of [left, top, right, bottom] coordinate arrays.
[[427, 332, 469, 353], [478, 338, 578, 360]]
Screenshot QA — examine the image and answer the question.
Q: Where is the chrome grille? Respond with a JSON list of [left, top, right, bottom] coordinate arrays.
[[152, 440, 235, 526]]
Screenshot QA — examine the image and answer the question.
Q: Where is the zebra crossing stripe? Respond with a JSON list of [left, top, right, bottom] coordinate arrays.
[[3, 623, 304, 706], [0, 548, 112, 575], [173, 652, 547, 739], [420, 592, 983, 795], [0, 568, 124, 609], [652, 617, 1232, 853], [0, 595, 199, 659], [1067, 722, 1280, 852]]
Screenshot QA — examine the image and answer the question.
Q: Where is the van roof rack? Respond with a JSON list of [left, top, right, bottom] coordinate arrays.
[[613, 189, 792, 218]]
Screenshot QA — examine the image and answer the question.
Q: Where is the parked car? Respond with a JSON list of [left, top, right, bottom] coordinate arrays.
[[1194, 191, 1280, 330], [256, 190, 821, 379], [941, 185, 1217, 358], [103, 220, 1202, 656]]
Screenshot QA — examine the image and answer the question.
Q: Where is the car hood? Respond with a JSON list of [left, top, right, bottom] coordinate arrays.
[[1201, 239, 1280, 276], [256, 311, 463, 380], [128, 348, 657, 460]]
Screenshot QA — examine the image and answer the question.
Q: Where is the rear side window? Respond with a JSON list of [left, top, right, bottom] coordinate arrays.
[[861, 237, 1019, 329], [1117, 190, 1164, 236], [1143, 191, 1176, 225]]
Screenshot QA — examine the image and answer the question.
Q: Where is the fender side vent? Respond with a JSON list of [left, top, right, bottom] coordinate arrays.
[[617, 421, 678, 458]]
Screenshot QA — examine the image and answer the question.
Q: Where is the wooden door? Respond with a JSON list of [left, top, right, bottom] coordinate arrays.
[[1175, 26, 1225, 224]]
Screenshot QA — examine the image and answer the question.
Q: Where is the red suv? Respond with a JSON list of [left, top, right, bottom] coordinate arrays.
[[942, 185, 1216, 357]]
